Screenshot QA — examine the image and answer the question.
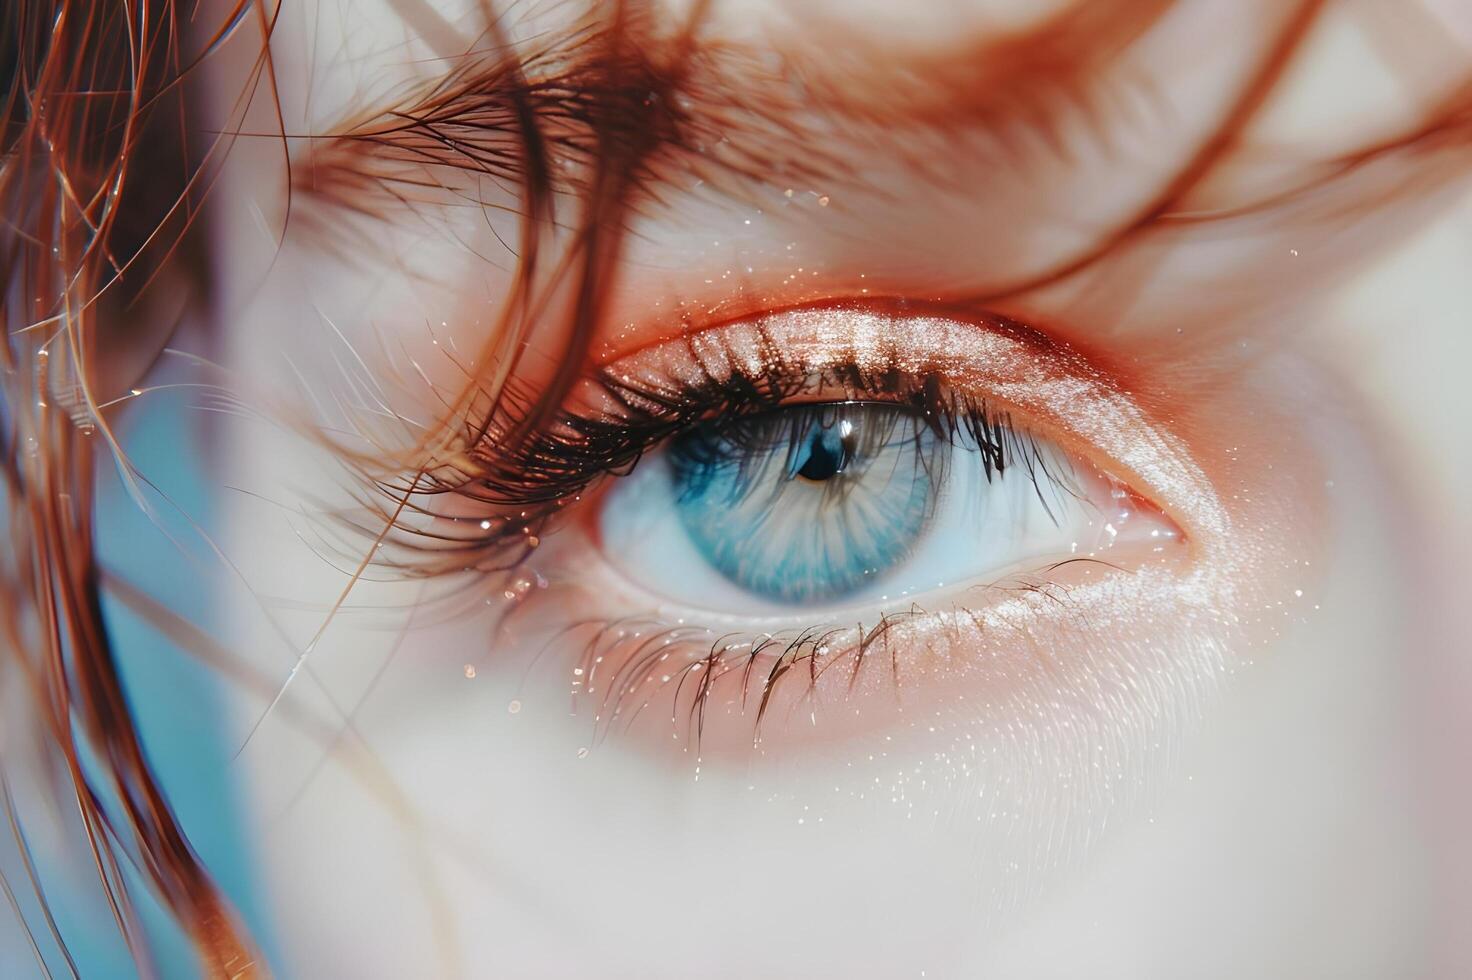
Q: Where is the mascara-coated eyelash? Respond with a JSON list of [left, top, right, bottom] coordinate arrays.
[[383, 300, 1225, 622], [403, 320, 1078, 570]]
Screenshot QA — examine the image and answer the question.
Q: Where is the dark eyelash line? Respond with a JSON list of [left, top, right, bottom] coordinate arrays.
[[379, 325, 1083, 578], [666, 397, 1069, 522], [571, 613, 923, 751]]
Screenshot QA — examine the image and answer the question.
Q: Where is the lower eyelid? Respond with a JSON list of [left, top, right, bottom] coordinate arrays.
[[500, 516, 1200, 758]]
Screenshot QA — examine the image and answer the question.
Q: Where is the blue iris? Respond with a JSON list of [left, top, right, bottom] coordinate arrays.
[[668, 403, 942, 604]]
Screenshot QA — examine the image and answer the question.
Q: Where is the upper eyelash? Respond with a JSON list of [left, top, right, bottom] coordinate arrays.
[[377, 329, 1086, 582], [674, 399, 1025, 495], [667, 399, 1074, 533]]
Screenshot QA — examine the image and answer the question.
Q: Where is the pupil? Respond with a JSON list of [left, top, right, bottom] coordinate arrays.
[[796, 424, 854, 482]]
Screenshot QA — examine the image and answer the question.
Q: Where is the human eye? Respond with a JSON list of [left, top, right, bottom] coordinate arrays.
[[597, 313, 1172, 615], [448, 302, 1222, 757], [602, 393, 1119, 612]]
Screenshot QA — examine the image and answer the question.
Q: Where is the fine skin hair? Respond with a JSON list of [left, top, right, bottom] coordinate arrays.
[[3, 1, 1472, 976]]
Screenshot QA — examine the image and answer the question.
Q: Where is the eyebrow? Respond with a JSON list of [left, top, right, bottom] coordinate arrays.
[[287, 0, 1178, 222]]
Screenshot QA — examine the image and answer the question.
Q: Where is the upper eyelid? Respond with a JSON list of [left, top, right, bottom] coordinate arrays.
[[409, 308, 1056, 509], [473, 307, 1108, 508], [592, 295, 1065, 369], [611, 307, 1224, 543]]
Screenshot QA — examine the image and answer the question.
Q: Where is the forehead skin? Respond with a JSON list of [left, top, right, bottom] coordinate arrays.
[[256, 0, 1467, 332]]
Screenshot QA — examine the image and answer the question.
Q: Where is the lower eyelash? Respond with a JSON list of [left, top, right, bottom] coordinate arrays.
[[548, 572, 1093, 753], [563, 614, 923, 750]]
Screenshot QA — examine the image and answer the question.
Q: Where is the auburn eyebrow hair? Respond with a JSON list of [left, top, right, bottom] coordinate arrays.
[[286, 0, 1179, 223], [285, 0, 1472, 294]]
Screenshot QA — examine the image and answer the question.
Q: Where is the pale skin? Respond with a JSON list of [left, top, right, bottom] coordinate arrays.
[[105, 0, 1472, 976]]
